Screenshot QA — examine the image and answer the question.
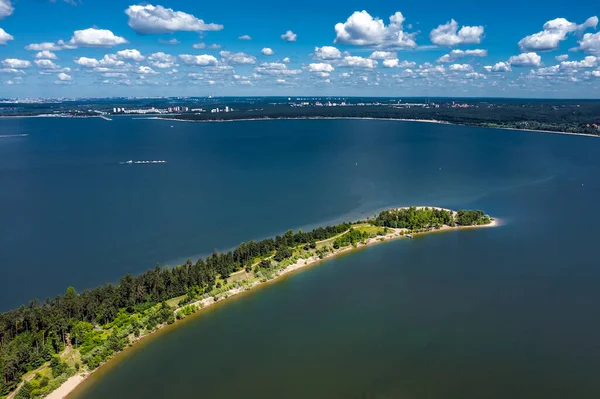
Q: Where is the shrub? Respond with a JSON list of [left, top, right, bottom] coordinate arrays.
[[274, 247, 292, 262]]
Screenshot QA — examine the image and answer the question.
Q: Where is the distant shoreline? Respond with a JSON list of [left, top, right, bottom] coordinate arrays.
[[149, 115, 600, 138], [1, 114, 598, 138], [56, 208, 497, 399]]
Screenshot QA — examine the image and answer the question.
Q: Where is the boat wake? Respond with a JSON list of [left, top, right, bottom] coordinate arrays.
[[0, 134, 28, 138], [120, 160, 167, 165]]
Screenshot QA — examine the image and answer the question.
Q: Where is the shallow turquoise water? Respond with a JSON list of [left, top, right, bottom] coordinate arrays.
[[2, 118, 599, 398]]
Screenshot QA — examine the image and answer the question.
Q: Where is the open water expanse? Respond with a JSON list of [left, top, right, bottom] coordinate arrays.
[[1, 117, 599, 398]]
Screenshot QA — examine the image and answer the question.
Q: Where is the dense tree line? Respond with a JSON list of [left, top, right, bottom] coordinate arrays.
[[372, 207, 456, 230], [333, 229, 371, 248], [163, 101, 600, 135], [455, 210, 491, 226], [0, 223, 350, 395]]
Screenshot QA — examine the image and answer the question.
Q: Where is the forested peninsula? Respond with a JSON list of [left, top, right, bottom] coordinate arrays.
[[0, 207, 494, 399]]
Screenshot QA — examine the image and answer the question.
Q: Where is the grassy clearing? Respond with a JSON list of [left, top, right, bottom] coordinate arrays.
[[166, 295, 186, 308], [229, 270, 253, 282], [353, 224, 385, 236]]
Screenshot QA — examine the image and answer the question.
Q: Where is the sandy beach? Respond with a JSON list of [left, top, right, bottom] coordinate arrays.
[[20, 213, 498, 399], [46, 375, 85, 399]]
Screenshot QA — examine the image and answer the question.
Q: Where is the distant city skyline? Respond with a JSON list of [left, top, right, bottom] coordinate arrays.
[[0, 0, 599, 98]]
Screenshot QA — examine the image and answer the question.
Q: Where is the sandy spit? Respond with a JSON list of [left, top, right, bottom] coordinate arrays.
[[48, 214, 498, 399]]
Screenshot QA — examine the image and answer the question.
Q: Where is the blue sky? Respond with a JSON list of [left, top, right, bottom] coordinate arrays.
[[0, 0, 599, 98]]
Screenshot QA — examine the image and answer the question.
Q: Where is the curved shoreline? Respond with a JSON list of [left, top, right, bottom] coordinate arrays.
[[149, 116, 600, 138], [49, 213, 498, 399]]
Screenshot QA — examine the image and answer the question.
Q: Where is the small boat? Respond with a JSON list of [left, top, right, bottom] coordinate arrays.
[[121, 159, 167, 165], [406, 234, 413, 239]]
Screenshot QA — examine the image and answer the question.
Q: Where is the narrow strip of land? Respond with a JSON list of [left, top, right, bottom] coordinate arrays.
[[2, 207, 496, 399]]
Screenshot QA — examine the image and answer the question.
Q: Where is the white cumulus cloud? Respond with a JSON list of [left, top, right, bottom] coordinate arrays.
[[466, 72, 486, 79], [254, 62, 301, 76], [35, 50, 58, 59], [449, 63, 474, 72], [178, 54, 218, 66], [193, 43, 221, 49], [220, 51, 256, 65], [2, 58, 31, 68], [238, 34, 252, 41], [313, 46, 341, 60], [34, 59, 59, 69], [0, 68, 24, 74], [125, 4, 223, 34], [555, 54, 569, 61], [0, 27, 13, 44], [508, 52, 542, 67], [573, 31, 600, 54], [381, 58, 415, 68], [25, 42, 62, 51], [369, 51, 397, 60], [74, 57, 100, 68], [307, 63, 334, 73], [136, 65, 158, 74], [430, 19, 484, 46], [66, 28, 128, 48], [116, 49, 145, 61], [339, 56, 378, 69], [281, 30, 297, 42], [74, 54, 129, 69], [0, 0, 13, 19], [148, 52, 176, 68], [437, 49, 487, 63], [484, 62, 511, 72], [261, 47, 274, 56], [149, 52, 175, 62], [518, 16, 598, 52], [382, 59, 399, 68], [57, 72, 71, 81], [560, 55, 597, 69], [334, 10, 416, 48]]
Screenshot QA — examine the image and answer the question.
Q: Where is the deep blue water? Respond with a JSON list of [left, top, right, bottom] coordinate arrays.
[[0, 118, 597, 310], [2, 117, 600, 398]]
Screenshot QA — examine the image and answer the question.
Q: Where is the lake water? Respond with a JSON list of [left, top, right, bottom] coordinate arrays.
[[1, 118, 599, 398]]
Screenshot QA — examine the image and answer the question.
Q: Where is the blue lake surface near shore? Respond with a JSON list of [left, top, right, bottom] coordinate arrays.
[[1, 117, 599, 398]]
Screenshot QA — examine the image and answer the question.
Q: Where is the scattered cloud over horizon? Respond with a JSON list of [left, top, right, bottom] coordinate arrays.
[[0, 0, 13, 19], [0, 27, 13, 44], [1, 4, 599, 96], [509, 52, 542, 67], [518, 16, 598, 52], [125, 4, 223, 34], [429, 19, 484, 46], [280, 30, 297, 42], [334, 10, 417, 48]]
